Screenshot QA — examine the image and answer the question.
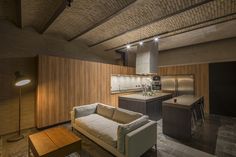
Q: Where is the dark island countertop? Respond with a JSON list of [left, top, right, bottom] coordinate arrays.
[[119, 92, 172, 102], [163, 95, 203, 109]]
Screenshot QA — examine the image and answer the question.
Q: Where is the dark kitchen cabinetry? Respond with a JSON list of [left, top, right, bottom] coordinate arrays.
[[162, 95, 204, 140], [118, 93, 172, 120]]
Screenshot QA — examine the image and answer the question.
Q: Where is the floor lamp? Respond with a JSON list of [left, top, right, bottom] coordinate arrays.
[[7, 71, 31, 142]]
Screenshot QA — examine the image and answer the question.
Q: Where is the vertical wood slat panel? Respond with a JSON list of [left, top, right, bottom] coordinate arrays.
[[157, 64, 209, 113], [37, 55, 209, 128], [37, 55, 135, 128]]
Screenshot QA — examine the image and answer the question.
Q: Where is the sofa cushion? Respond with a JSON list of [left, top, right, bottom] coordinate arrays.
[[117, 115, 149, 153], [96, 103, 115, 119], [75, 114, 121, 147], [74, 103, 97, 118], [112, 108, 142, 124]]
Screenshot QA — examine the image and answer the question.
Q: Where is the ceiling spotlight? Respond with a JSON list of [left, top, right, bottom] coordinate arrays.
[[126, 44, 131, 49], [154, 37, 159, 42], [139, 41, 143, 45], [66, 0, 73, 7]]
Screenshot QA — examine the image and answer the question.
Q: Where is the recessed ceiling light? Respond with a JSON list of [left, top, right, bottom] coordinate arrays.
[[139, 41, 143, 45], [126, 44, 131, 49], [154, 37, 159, 42]]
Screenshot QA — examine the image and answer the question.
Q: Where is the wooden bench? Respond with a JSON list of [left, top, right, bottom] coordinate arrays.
[[28, 127, 81, 157]]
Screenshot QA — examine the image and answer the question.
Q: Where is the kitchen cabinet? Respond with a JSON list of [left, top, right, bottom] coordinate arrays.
[[118, 92, 172, 120], [162, 95, 204, 140]]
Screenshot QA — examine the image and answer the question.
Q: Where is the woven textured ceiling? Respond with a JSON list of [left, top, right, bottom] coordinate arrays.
[[0, 0, 16, 24], [21, 0, 63, 30], [44, 0, 210, 40], [31, 0, 236, 51], [45, 0, 136, 39], [97, 0, 236, 50], [77, 0, 207, 44], [1, 0, 236, 52]]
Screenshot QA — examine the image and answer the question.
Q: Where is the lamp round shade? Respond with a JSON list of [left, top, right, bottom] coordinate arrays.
[[15, 71, 31, 87]]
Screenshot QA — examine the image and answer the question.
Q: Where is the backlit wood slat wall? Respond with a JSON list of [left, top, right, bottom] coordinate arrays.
[[37, 55, 209, 128], [157, 64, 209, 113], [37, 55, 135, 128]]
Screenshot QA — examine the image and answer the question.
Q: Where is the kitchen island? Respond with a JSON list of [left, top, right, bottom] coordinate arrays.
[[119, 92, 172, 120], [162, 95, 204, 140]]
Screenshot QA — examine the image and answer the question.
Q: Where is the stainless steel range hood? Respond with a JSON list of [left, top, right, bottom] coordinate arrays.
[[136, 42, 158, 75]]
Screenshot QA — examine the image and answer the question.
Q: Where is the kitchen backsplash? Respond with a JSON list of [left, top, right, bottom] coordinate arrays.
[[111, 75, 152, 93]]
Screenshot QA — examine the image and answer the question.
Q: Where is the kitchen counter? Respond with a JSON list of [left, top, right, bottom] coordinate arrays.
[[111, 89, 142, 94], [162, 95, 204, 140], [119, 92, 172, 102], [163, 95, 202, 109], [118, 92, 173, 120]]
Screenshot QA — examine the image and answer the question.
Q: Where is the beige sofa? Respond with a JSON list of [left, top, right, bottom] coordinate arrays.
[[71, 103, 157, 157]]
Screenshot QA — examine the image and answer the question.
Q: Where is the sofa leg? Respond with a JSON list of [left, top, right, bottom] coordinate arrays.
[[154, 144, 157, 150]]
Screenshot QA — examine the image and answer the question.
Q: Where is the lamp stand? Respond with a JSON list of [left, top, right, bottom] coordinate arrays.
[[7, 87, 24, 142]]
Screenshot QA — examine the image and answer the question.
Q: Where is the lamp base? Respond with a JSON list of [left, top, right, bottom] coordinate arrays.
[[7, 134, 24, 142]]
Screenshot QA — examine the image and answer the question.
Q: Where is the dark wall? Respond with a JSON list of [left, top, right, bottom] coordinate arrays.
[[0, 57, 36, 135], [209, 61, 236, 117], [0, 20, 116, 63], [0, 57, 37, 98]]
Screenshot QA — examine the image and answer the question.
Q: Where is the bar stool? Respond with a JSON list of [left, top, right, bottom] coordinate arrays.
[[199, 97, 205, 122], [193, 103, 198, 120], [192, 97, 204, 126], [191, 107, 197, 132], [191, 112, 196, 132]]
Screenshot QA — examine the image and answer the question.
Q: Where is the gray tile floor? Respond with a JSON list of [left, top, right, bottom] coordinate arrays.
[[215, 124, 236, 157], [0, 114, 235, 157]]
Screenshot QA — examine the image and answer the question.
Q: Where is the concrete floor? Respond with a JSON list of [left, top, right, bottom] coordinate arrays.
[[0, 114, 235, 157]]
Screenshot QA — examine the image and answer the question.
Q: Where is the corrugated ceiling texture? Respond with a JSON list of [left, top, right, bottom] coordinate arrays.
[[77, 0, 206, 44], [162, 14, 236, 38], [0, 0, 16, 24], [93, 0, 236, 49], [45, 0, 136, 39], [21, 0, 63, 30]]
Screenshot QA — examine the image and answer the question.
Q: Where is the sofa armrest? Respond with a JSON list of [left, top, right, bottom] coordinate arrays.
[[125, 121, 157, 157], [117, 116, 149, 153], [71, 103, 98, 123]]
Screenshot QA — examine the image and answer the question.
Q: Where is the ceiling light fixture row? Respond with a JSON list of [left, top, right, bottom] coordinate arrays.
[[126, 44, 131, 49], [126, 36, 159, 49]]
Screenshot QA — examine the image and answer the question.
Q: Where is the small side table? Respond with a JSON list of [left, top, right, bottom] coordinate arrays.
[[28, 127, 81, 157]]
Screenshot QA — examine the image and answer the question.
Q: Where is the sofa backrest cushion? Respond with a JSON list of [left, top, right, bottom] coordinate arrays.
[[112, 108, 142, 124], [117, 115, 149, 153], [96, 103, 115, 119], [74, 103, 97, 118]]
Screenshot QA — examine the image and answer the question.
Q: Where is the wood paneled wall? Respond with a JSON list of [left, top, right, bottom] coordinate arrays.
[[37, 55, 135, 128], [37, 55, 209, 128], [157, 64, 209, 113]]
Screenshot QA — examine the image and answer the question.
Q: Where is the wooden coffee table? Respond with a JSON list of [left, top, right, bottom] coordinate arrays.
[[28, 127, 81, 157]]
